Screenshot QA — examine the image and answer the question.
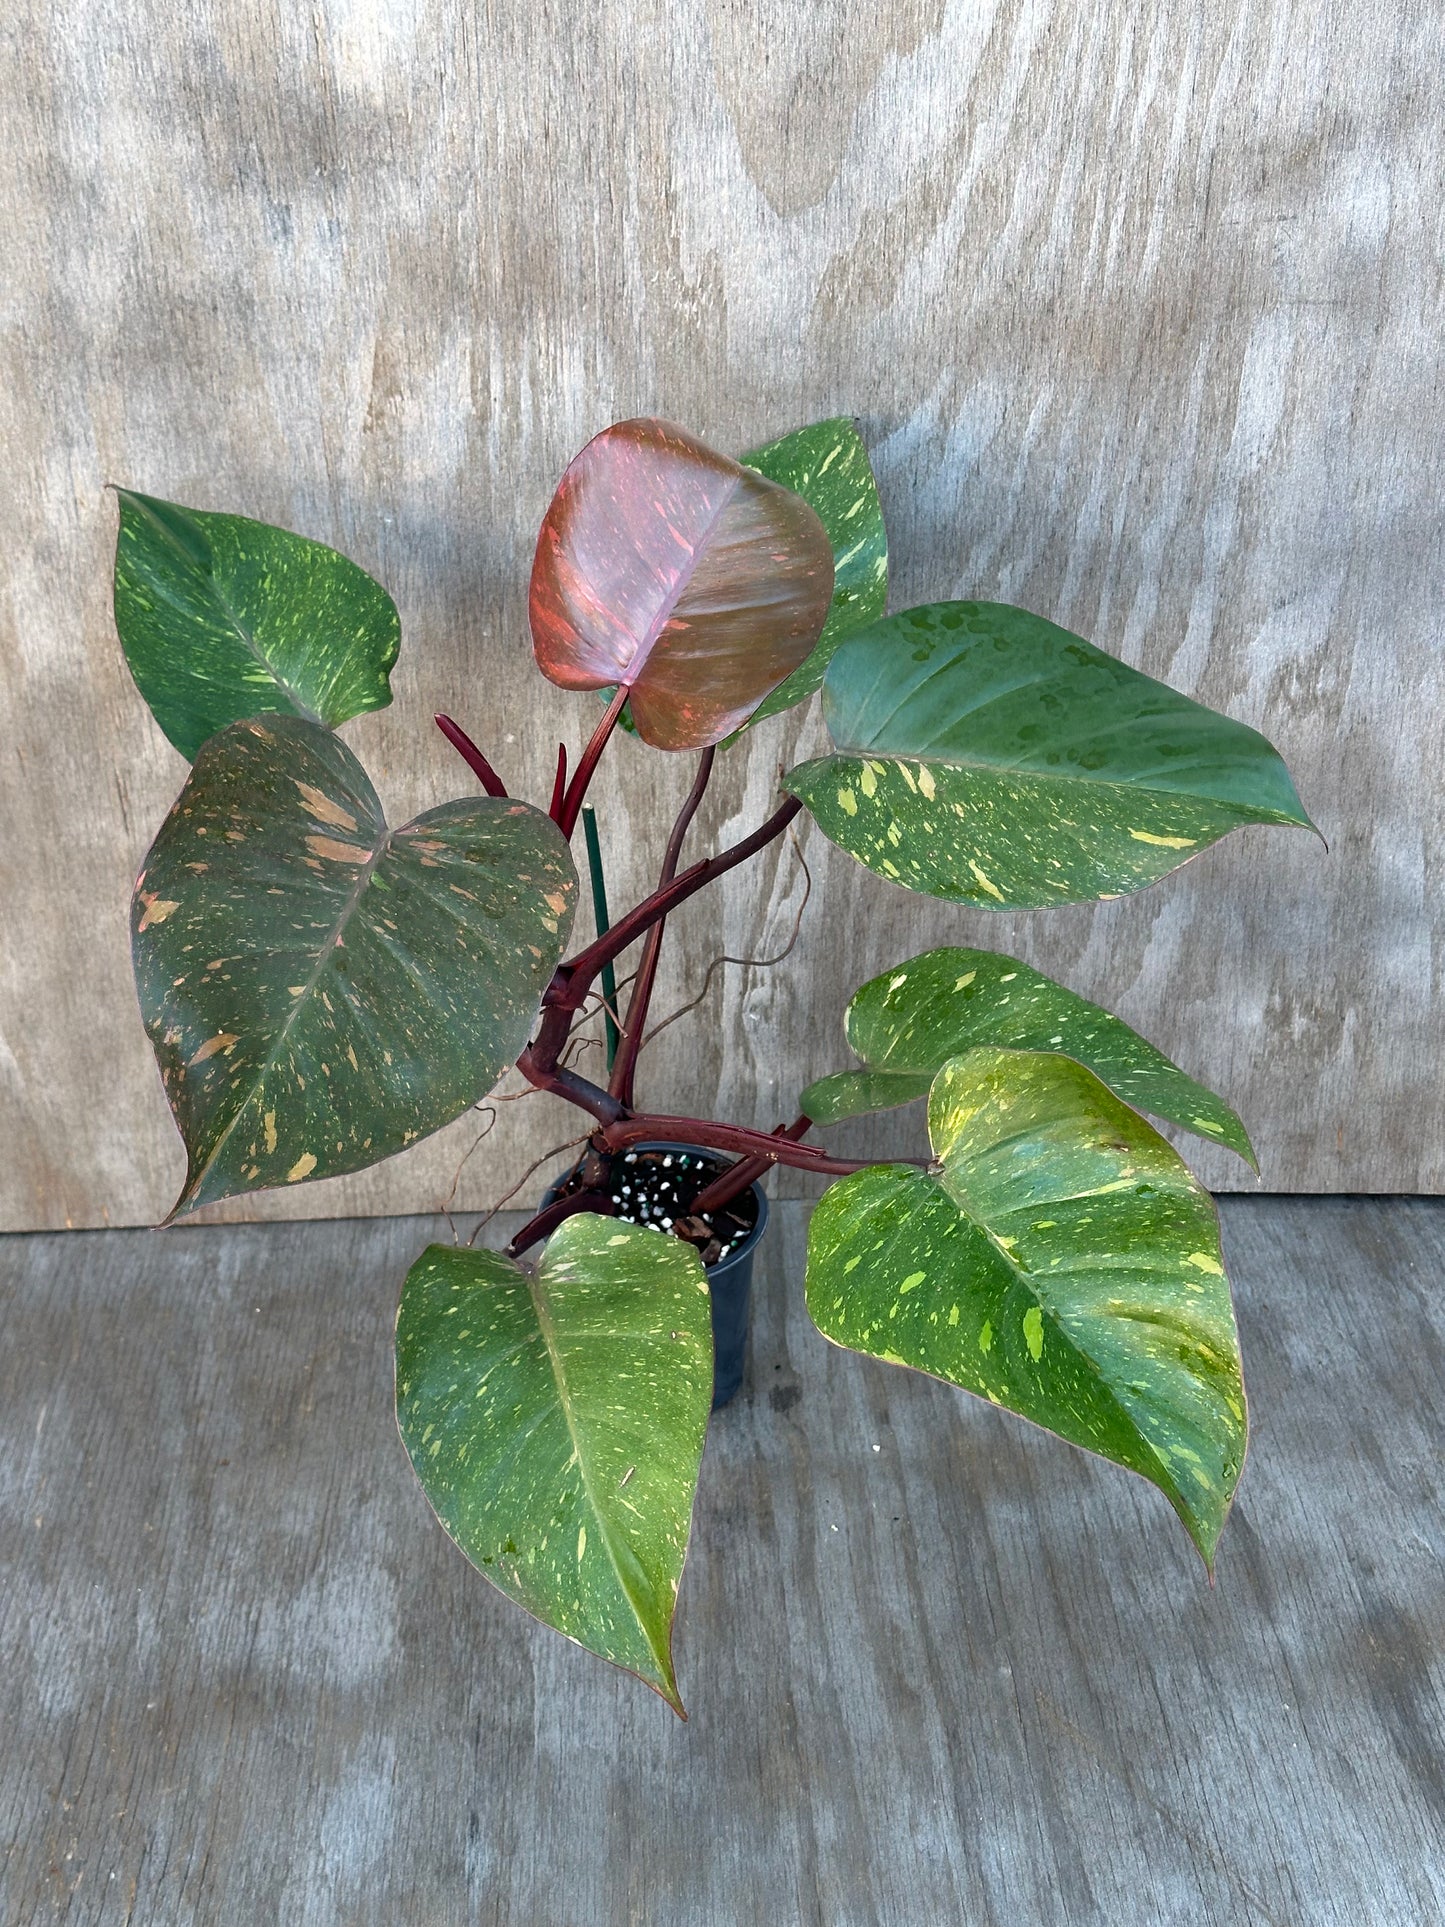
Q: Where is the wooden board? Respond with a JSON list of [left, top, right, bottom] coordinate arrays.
[[2, 0, 1440, 1227], [4, 1198, 1444, 1922]]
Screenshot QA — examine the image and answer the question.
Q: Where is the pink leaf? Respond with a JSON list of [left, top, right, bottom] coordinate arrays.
[[530, 418, 834, 750]]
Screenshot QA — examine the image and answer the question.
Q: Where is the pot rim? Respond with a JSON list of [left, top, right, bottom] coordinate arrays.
[[544, 1139, 769, 1272]]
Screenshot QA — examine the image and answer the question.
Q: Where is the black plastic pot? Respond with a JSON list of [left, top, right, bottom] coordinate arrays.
[[540, 1142, 769, 1410]]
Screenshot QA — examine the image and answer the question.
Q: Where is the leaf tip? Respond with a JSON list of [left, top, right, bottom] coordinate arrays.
[[159, 1183, 195, 1229], [647, 1651, 688, 1720], [1224, 1119, 1260, 1175]]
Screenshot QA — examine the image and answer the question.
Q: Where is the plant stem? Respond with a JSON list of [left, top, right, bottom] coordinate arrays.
[[599, 1112, 922, 1178], [512, 789, 827, 1235], [513, 1043, 624, 1126], [507, 1189, 614, 1259], [557, 686, 629, 838], [556, 796, 803, 1010], [610, 747, 715, 1105], [690, 1114, 812, 1216], [435, 715, 508, 797], [580, 807, 620, 1071], [548, 744, 568, 824]]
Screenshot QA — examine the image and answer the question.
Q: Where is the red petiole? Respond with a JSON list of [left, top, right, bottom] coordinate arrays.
[[436, 715, 509, 797], [503, 724, 920, 1254]]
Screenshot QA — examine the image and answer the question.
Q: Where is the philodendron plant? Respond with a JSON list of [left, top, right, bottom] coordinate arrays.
[[114, 415, 1313, 1715]]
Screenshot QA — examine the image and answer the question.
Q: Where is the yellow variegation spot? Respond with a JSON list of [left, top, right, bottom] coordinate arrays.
[[189, 1032, 238, 1064], [1022, 1307, 1044, 1361], [137, 895, 180, 931], [294, 782, 358, 831], [305, 834, 369, 863]]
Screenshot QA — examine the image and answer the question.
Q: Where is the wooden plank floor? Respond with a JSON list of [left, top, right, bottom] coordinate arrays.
[[2, 1199, 1442, 1925]]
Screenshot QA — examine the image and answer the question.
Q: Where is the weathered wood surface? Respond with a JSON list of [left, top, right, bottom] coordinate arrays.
[[3, 1198, 1443, 1923], [2, 0, 1441, 1228]]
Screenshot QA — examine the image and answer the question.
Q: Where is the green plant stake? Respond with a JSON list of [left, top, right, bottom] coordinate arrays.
[[112, 413, 1315, 1713], [581, 805, 620, 1071]]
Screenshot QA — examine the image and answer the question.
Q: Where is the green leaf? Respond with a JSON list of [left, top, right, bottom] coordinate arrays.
[[132, 714, 576, 1217], [113, 491, 400, 760], [801, 945, 1255, 1167], [396, 1216, 714, 1714], [530, 418, 834, 750], [785, 601, 1314, 906], [732, 416, 888, 732], [805, 1047, 1246, 1567]]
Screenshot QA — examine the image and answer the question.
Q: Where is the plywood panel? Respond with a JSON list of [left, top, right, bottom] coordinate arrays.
[[1, 0, 1439, 1228]]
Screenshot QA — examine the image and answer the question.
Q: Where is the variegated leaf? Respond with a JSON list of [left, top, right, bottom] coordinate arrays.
[[396, 1217, 713, 1714], [114, 491, 399, 760], [133, 715, 575, 1216], [802, 945, 1255, 1166], [786, 601, 1313, 906], [805, 1046, 1247, 1567]]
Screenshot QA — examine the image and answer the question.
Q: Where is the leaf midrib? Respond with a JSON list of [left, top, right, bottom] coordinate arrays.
[[181, 819, 391, 1206], [131, 494, 325, 724], [835, 638, 1236, 769], [938, 1164, 1183, 1497], [618, 472, 741, 692], [526, 1262, 665, 1679], [814, 747, 1296, 824]]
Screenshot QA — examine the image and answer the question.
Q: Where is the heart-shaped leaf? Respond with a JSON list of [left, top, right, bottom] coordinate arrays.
[[729, 416, 888, 733], [802, 945, 1254, 1167], [396, 1216, 714, 1714], [530, 418, 834, 750], [785, 601, 1314, 906], [805, 1047, 1246, 1567], [132, 714, 576, 1216], [114, 491, 400, 760]]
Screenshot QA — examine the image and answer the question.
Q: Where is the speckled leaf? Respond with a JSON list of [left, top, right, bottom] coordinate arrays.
[[805, 1047, 1246, 1567], [785, 601, 1314, 906], [801, 945, 1255, 1167], [395, 1217, 714, 1714], [114, 491, 400, 760], [529, 417, 834, 750], [730, 417, 888, 733], [132, 714, 576, 1217]]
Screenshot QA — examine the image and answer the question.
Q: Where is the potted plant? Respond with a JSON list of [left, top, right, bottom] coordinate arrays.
[[114, 414, 1313, 1716]]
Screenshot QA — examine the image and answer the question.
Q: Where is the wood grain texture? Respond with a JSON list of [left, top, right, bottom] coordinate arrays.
[[4, 1199, 1444, 1922], [1, 0, 1440, 1227]]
